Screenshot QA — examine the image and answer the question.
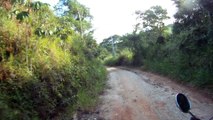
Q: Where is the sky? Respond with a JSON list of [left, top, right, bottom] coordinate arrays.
[[37, 0, 177, 43]]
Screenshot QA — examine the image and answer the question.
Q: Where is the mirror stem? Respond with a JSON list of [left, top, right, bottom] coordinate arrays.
[[188, 111, 200, 120]]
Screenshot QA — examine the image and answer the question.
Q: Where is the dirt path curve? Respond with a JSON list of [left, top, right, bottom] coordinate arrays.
[[96, 67, 213, 120]]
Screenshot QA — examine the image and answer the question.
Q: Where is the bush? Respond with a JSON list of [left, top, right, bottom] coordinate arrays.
[[104, 49, 133, 66], [144, 51, 213, 87], [0, 37, 107, 119], [0, 2, 107, 119]]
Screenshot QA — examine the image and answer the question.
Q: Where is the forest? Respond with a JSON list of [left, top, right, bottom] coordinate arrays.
[[0, 0, 213, 119], [100, 0, 213, 87], [0, 0, 106, 119]]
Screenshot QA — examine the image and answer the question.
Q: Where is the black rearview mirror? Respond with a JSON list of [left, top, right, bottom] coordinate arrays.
[[175, 93, 191, 113]]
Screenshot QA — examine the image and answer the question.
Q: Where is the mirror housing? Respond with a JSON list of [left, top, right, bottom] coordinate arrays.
[[175, 93, 191, 113]]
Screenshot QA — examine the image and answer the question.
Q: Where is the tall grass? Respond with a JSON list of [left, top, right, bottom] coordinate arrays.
[[0, 4, 107, 119]]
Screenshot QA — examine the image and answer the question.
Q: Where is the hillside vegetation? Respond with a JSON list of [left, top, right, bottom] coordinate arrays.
[[0, 0, 106, 119]]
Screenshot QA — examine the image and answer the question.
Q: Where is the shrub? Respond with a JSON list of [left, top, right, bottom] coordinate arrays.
[[0, 2, 107, 119], [104, 49, 133, 66]]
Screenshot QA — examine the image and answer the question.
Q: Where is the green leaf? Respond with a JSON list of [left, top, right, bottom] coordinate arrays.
[[16, 11, 29, 21]]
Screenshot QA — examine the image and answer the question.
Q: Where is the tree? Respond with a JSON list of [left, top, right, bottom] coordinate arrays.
[[171, 0, 213, 85], [199, 0, 213, 43], [172, 0, 211, 52], [136, 6, 170, 35], [100, 35, 121, 55], [57, 0, 92, 37]]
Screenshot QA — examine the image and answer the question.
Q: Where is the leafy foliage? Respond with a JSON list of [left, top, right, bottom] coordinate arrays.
[[104, 48, 133, 66], [0, 0, 106, 119], [136, 5, 170, 35]]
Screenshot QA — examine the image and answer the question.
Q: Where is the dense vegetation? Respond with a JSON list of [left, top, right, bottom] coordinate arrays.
[[0, 0, 106, 119], [100, 0, 213, 87]]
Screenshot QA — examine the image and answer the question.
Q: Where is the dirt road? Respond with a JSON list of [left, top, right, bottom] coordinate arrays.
[[78, 67, 213, 120]]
